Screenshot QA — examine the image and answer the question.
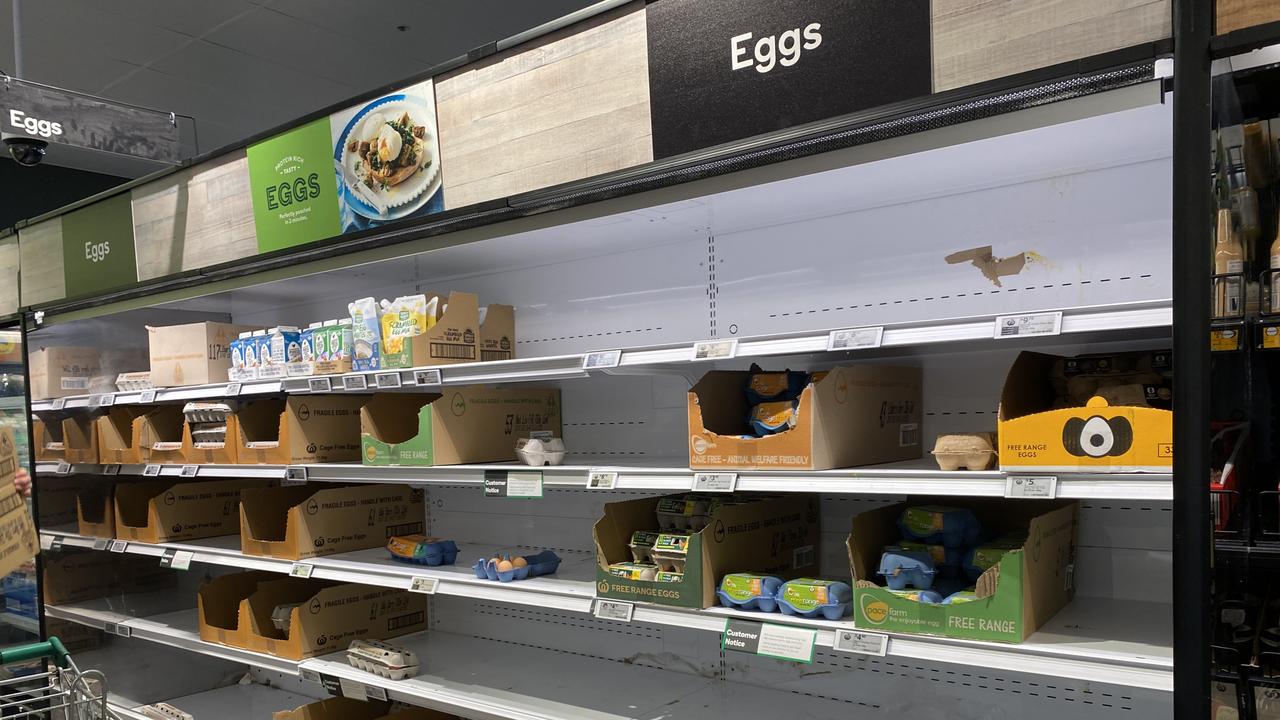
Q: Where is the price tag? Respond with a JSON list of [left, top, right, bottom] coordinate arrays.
[[179, 464, 199, 478], [225, 382, 242, 397], [586, 470, 618, 490], [834, 629, 889, 657], [109, 540, 128, 553], [582, 350, 623, 370], [723, 619, 815, 663], [691, 338, 738, 361], [139, 390, 158, 404], [290, 563, 314, 578], [102, 464, 121, 476], [95, 394, 116, 408], [827, 326, 884, 351], [308, 377, 332, 393], [49, 537, 64, 552], [104, 622, 132, 638], [1005, 475, 1058, 499], [339, 678, 386, 702], [593, 599, 634, 622], [300, 669, 322, 684], [692, 472, 737, 493], [375, 372, 402, 389], [282, 466, 308, 486], [342, 374, 368, 391], [51, 398, 66, 411], [159, 550, 194, 570], [142, 464, 162, 477], [39, 535, 52, 551], [994, 311, 1063, 339], [413, 369, 442, 386], [91, 538, 109, 551], [409, 577, 439, 594], [483, 470, 544, 499], [54, 461, 71, 475]]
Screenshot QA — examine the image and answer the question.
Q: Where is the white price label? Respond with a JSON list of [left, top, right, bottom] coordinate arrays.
[[282, 467, 308, 486], [91, 538, 109, 551], [413, 369, 442, 386], [308, 377, 332, 393], [102, 464, 121, 476], [51, 398, 66, 411], [139, 390, 158, 404], [586, 471, 618, 490], [142, 464, 162, 476], [39, 535, 52, 551], [834, 629, 889, 657], [366, 686, 387, 702], [225, 382, 242, 397], [300, 669, 321, 684], [756, 624, 817, 663], [96, 394, 116, 407], [161, 550, 194, 570], [827, 326, 884, 351], [593, 599, 635, 622], [582, 350, 623, 370], [994, 311, 1063, 339], [339, 678, 385, 702], [409, 577, 439, 594], [109, 540, 128, 553], [104, 622, 131, 638], [179, 464, 199, 478], [1005, 475, 1058, 499], [692, 472, 737, 493], [691, 338, 738, 361], [49, 537, 64, 552], [54, 461, 71, 475], [290, 563, 314, 578], [342, 374, 368, 391], [375, 372, 402, 389]]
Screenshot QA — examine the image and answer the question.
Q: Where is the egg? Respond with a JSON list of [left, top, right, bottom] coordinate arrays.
[[362, 113, 386, 142], [376, 124, 402, 163], [497, 560, 514, 573], [512, 557, 528, 569]]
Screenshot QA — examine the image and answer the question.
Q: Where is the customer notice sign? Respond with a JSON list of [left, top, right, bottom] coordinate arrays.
[[646, 0, 930, 159]]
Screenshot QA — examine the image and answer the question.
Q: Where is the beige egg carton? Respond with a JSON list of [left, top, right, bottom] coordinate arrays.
[[347, 638, 421, 680], [930, 432, 998, 471]]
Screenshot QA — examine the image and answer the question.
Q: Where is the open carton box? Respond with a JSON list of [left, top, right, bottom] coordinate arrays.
[[76, 483, 116, 538], [275, 698, 456, 720], [96, 405, 187, 464], [32, 413, 64, 461], [593, 494, 819, 609], [361, 387, 560, 466], [147, 321, 253, 387], [380, 291, 516, 369], [60, 411, 100, 464], [688, 365, 922, 470], [479, 303, 516, 362], [232, 396, 365, 465], [115, 478, 268, 543], [43, 550, 175, 605], [242, 578, 429, 660], [847, 498, 1077, 643], [240, 484, 424, 560], [198, 570, 276, 649], [183, 413, 238, 465], [999, 351, 1173, 472]]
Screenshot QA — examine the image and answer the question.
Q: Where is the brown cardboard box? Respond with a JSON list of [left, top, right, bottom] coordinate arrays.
[[479, 303, 516, 362], [183, 415, 238, 465], [274, 699, 456, 720], [0, 428, 37, 578], [593, 494, 820, 608], [360, 387, 561, 466], [147, 322, 253, 387], [114, 479, 268, 543], [46, 618, 104, 654], [198, 570, 276, 649], [243, 578, 428, 660], [232, 396, 365, 465], [32, 413, 64, 462], [76, 483, 115, 538], [382, 291, 484, 368], [240, 484, 424, 560], [688, 365, 922, 470], [61, 412, 100, 465], [28, 347, 101, 399], [96, 405, 187, 465], [43, 550, 176, 605], [39, 477, 91, 528]]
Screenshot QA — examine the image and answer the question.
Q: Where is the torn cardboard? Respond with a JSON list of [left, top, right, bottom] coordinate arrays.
[[945, 246, 1028, 288]]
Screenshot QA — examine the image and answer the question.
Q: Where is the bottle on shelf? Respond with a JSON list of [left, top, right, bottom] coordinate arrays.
[[1216, 207, 1244, 319], [1229, 147, 1261, 260], [1243, 121, 1273, 189]]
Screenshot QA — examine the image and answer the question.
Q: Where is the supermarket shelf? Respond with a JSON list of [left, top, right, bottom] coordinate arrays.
[[41, 530, 1172, 691], [28, 300, 1172, 412], [34, 457, 1174, 501], [0, 611, 39, 634], [109, 683, 314, 720]]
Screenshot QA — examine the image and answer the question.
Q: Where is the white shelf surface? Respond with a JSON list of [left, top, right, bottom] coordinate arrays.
[[34, 456, 1173, 501], [41, 530, 1171, 691], [28, 300, 1171, 413], [107, 684, 314, 720], [0, 611, 39, 635]]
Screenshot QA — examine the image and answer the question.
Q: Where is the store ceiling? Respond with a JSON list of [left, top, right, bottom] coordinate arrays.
[[0, 0, 597, 178]]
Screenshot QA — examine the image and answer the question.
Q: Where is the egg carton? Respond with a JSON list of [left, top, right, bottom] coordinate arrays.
[[271, 602, 301, 633], [515, 437, 566, 466], [115, 372, 154, 392], [716, 573, 782, 612], [139, 703, 193, 720], [183, 402, 232, 424], [347, 639, 420, 680], [387, 535, 459, 566], [471, 550, 561, 582]]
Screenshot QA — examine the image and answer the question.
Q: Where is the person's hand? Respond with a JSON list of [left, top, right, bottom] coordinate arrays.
[[13, 468, 30, 498]]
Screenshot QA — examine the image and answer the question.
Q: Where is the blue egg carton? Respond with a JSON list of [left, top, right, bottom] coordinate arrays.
[[471, 550, 562, 583], [877, 550, 937, 591], [388, 539, 459, 567], [897, 506, 982, 548], [775, 580, 852, 621], [743, 370, 809, 404], [716, 574, 782, 613], [887, 588, 944, 604]]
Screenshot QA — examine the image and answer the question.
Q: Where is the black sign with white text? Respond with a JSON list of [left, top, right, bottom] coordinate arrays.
[[646, 0, 931, 159]]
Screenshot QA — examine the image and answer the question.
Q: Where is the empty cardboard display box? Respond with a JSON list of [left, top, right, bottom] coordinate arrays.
[[688, 365, 922, 470], [275, 699, 455, 720], [114, 478, 268, 543], [198, 570, 278, 649], [183, 411, 238, 465], [28, 347, 101, 400], [60, 411, 100, 464], [240, 484, 424, 560], [148, 322, 253, 387], [360, 387, 560, 466], [847, 498, 1077, 643], [76, 483, 116, 538], [479, 303, 516, 362], [243, 577, 429, 660], [39, 477, 92, 527], [232, 396, 365, 465], [32, 413, 65, 462], [43, 550, 175, 605], [594, 494, 820, 609], [96, 405, 187, 465]]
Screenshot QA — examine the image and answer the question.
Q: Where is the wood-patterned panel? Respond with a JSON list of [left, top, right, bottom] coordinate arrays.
[[933, 0, 1171, 92], [131, 152, 258, 281], [1218, 0, 1280, 34], [17, 217, 65, 306], [436, 1, 652, 209], [0, 237, 17, 316]]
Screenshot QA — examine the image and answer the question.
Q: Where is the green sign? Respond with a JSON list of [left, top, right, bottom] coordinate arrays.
[[246, 118, 341, 253], [61, 193, 137, 298]]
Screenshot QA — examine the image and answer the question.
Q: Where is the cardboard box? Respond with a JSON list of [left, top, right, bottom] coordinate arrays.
[[242, 578, 428, 660], [114, 479, 267, 543], [274, 698, 457, 720], [479, 303, 516, 362], [688, 365, 922, 471], [32, 413, 64, 461], [0, 428, 37, 578], [147, 322, 253, 387], [361, 387, 561, 466], [847, 498, 1077, 643], [96, 405, 187, 465], [593, 494, 820, 609], [998, 351, 1173, 473], [39, 477, 91, 527], [28, 347, 101, 399], [183, 415, 238, 465], [198, 570, 276, 649], [76, 483, 115, 538], [61, 412, 99, 465], [240, 484, 424, 560], [42, 550, 175, 605], [46, 618, 104, 654], [381, 291, 480, 368], [232, 396, 365, 465]]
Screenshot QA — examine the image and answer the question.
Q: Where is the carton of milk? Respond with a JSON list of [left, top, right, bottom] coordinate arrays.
[[259, 326, 300, 380], [229, 332, 257, 381], [287, 323, 321, 377]]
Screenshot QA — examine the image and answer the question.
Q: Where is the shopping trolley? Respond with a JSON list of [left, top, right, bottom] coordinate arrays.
[[0, 637, 109, 719]]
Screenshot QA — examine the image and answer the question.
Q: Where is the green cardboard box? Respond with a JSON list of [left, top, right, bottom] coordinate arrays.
[[593, 494, 820, 609], [847, 498, 1077, 643]]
